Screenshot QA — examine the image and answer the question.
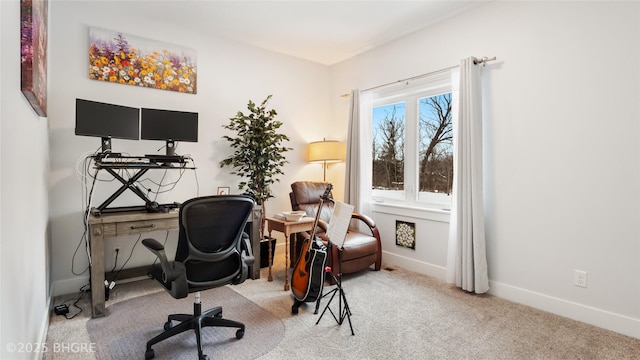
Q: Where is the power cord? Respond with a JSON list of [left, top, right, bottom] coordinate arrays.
[[54, 283, 90, 320], [110, 234, 143, 284], [71, 154, 99, 276], [110, 248, 120, 275], [103, 248, 120, 297]]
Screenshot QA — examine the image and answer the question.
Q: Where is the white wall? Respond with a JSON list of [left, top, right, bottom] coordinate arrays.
[[330, 1, 640, 338], [48, 1, 333, 295], [0, 1, 51, 358]]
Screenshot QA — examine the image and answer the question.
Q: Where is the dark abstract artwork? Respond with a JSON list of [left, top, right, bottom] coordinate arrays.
[[20, 0, 48, 117]]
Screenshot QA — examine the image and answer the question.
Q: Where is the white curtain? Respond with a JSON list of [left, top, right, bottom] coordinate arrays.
[[344, 89, 373, 218], [344, 89, 360, 208], [446, 57, 489, 294]]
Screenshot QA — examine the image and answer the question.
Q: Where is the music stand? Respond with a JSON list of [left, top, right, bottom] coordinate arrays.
[[315, 242, 354, 335], [315, 201, 355, 335]]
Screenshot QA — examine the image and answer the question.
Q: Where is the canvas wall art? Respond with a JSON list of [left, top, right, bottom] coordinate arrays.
[[20, 0, 48, 117], [89, 27, 197, 94]]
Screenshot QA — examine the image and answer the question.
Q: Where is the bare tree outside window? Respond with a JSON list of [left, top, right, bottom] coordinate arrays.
[[419, 93, 453, 196], [372, 103, 405, 193], [368, 76, 453, 208], [371, 92, 453, 205]]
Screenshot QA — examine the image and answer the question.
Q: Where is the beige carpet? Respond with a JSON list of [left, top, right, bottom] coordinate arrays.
[[237, 263, 640, 360], [47, 245, 640, 359], [85, 286, 284, 359]]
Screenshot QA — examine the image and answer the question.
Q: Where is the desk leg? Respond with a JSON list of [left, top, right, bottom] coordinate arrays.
[[267, 229, 273, 282], [89, 224, 106, 318], [284, 230, 290, 291]]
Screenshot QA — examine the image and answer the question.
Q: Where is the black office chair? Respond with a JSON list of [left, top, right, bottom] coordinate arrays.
[[142, 195, 255, 360]]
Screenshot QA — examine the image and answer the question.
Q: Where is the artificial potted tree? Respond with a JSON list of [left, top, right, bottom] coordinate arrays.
[[219, 95, 291, 266]]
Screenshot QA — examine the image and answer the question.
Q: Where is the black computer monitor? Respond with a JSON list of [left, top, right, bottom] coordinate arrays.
[[75, 99, 140, 153], [141, 108, 198, 156]]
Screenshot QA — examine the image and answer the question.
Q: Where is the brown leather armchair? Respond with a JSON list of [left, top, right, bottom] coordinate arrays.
[[289, 181, 381, 280]]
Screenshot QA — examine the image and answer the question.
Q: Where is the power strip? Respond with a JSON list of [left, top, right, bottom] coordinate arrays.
[[54, 304, 69, 316]]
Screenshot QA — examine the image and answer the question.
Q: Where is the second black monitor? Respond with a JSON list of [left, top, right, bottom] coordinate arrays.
[[141, 108, 198, 156]]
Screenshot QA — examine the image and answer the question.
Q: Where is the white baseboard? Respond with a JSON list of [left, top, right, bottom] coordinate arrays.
[[52, 276, 90, 297], [36, 289, 53, 360], [489, 280, 640, 340], [381, 251, 447, 280], [380, 252, 639, 340]]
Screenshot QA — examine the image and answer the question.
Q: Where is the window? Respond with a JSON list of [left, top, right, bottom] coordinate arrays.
[[372, 102, 406, 199], [417, 93, 453, 204], [368, 73, 453, 209]]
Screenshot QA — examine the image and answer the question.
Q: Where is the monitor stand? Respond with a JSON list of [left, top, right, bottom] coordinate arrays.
[[92, 167, 154, 215], [101, 137, 112, 153], [166, 140, 176, 156]]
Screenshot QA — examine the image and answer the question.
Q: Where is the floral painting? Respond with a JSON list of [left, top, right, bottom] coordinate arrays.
[[89, 27, 197, 94], [21, 0, 48, 117], [395, 220, 416, 250]]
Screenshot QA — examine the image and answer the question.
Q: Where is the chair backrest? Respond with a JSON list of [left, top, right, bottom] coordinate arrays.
[[175, 195, 254, 291], [290, 181, 335, 223]]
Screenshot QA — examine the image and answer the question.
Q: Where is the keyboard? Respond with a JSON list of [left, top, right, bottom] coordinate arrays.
[[96, 152, 122, 159], [96, 161, 157, 168]]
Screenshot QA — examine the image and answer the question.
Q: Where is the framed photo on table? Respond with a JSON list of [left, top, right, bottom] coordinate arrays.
[[217, 187, 230, 195]]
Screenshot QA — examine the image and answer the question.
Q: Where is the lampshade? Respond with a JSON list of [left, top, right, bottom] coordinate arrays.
[[307, 139, 344, 163]]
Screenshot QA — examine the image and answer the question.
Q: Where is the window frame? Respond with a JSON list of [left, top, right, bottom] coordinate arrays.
[[366, 72, 454, 211]]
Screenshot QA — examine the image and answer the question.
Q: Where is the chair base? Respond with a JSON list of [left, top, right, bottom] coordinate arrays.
[[145, 301, 245, 360]]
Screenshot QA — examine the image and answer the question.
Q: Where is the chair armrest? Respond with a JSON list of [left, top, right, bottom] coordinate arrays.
[[231, 232, 254, 285], [142, 238, 184, 283], [240, 232, 255, 266], [351, 212, 376, 230], [142, 238, 167, 263], [350, 213, 381, 248], [317, 219, 329, 233]]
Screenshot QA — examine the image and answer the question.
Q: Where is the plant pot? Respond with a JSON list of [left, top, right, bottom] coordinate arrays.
[[260, 237, 276, 268]]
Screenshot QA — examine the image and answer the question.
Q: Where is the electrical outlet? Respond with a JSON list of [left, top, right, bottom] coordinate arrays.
[[574, 270, 587, 288]]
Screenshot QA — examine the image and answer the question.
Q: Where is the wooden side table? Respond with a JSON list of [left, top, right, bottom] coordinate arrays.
[[265, 216, 315, 291]]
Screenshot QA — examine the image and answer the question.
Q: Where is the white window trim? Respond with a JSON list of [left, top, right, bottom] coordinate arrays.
[[363, 71, 455, 212], [370, 201, 451, 223]]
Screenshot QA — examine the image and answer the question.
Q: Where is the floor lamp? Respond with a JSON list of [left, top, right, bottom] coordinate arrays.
[[307, 139, 344, 181]]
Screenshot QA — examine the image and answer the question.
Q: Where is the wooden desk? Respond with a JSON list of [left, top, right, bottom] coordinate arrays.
[[265, 216, 315, 291], [88, 208, 261, 318], [88, 210, 179, 317]]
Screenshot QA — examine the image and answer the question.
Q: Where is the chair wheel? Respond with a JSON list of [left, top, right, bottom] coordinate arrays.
[[236, 329, 244, 339], [214, 312, 222, 318], [145, 348, 155, 359], [200, 355, 209, 360], [164, 321, 172, 330]]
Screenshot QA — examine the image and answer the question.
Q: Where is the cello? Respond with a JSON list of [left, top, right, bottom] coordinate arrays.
[[290, 184, 332, 314]]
